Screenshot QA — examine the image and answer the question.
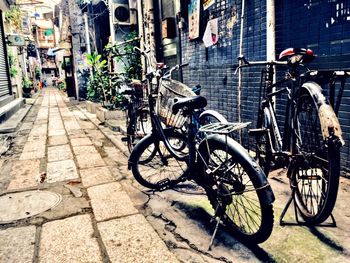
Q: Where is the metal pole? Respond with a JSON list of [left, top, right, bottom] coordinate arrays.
[[237, 0, 245, 142], [266, 0, 276, 101], [84, 13, 91, 54], [136, 0, 146, 77], [108, 0, 115, 44]]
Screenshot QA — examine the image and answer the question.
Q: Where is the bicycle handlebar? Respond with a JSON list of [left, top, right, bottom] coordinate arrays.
[[234, 56, 287, 74]]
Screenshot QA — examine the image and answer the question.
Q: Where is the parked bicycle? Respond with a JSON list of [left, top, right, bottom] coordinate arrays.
[[122, 80, 150, 152], [236, 48, 345, 225], [128, 46, 275, 246]]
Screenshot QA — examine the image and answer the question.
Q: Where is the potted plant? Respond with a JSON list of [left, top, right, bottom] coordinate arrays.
[[22, 77, 33, 98]]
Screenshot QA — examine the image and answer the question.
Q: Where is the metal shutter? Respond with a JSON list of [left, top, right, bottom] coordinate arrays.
[[0, 11, 11, 97]]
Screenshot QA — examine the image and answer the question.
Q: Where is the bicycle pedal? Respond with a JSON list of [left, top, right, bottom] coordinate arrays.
[[157, 178, 171, 191], [121, 137, 128, 142], [248, 128, 268, 136]]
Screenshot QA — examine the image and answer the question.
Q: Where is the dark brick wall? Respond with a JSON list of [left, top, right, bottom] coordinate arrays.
[[181, 0, 267, 146], [275, 0, 350, 172], [180, 0, 350, 172]]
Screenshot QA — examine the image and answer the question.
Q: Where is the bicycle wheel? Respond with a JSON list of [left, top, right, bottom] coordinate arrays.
[[255, 108, 273, 176], [197, 135, 274, 243], [129, 129, 189, 190], [126, 104, 137, 153], [292, 87, 341, 224]]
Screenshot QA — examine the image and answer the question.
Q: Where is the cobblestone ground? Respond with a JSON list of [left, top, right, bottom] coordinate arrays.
[[0, 88, 349, 263], [0, 88, 178, 263]]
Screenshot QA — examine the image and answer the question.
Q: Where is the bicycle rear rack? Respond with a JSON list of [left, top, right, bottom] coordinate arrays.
[[199, 122, 251, 135]]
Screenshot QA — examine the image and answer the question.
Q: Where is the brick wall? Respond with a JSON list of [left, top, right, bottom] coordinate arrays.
[[181, 0, 267, 143], [275, 0, 350, 173], [180, 0, 350, 173]]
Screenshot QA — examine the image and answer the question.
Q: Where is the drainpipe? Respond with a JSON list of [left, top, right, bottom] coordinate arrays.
[[137, 0, 146, 77], [108, 0, 115, 44], [84, 13, 91, 54], [266, 0, 276, 100], [237, 0, 245, 142], [266, 0, 275, 63]]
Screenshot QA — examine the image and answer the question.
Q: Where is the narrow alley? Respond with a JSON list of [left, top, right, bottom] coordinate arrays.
[[0, 88, 178, 262], [0, 88, 349, 263]]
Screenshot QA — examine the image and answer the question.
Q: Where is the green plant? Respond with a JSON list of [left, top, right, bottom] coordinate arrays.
[[5, 6, 22, 31], [86, 51, 108, 103], [8, 52, 18, 78], [105, 31, 142, 80], [35, 67, 41, 80], [57, 80, 66, 91], [22, 77, 33, 89]]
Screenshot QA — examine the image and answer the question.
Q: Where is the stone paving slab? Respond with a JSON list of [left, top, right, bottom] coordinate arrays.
[[46, 160, 79, 183], [48, 129, 66, 136], [72, 145, 98, 155], [70, 137, 93, 146], [19, 122, 34, 131], [88, 182, 138, 221], [76, 153, 105, 169], [39, 214, 102, 263], [64, 121, 81, 130], [20, 147, 46, 160], [98, 214, 179, 263], [0, 226, 36, 263], [80, 167, 115, 187], [77, 121, 95, 130], [67, 129, 86, 138], [7, 159, 41, 191], [47, 144, 73, 162], [48, 135, 68, 146], [21, 140, 46, 152]]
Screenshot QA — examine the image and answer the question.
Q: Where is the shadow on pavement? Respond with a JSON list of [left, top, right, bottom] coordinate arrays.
[[174, 200, 277, 262]]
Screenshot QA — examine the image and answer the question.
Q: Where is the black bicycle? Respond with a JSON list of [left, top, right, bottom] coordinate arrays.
[[237, 48, 345, 225], [123, 81, 150, 153], [128, 47, 275, 245]]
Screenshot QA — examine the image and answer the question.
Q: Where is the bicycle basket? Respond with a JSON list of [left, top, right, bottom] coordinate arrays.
[[156, 78, 195, 128]]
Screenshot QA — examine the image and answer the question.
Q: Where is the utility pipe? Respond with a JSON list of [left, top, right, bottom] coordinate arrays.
[[237, 0, 245, 142], [84, 13, 91, 54], [108, 0, 116, 44]]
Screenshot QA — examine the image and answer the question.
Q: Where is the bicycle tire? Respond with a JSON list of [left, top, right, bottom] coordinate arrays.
[[255, 107, 273, 176], [197, 135, 274, 243], [126, 103, 137, 153], [129, 129, 189, 190], [291, 86, 341, 224]]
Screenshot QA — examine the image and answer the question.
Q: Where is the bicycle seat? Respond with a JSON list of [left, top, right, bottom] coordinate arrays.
[[278, 48, 315, 64], [172, 96, 207, 114]]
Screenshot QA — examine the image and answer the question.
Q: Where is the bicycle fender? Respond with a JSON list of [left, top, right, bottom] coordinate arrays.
[[199, 110, 228, 124], [301, 82, 344, 145], [198, 134, 275, 205]]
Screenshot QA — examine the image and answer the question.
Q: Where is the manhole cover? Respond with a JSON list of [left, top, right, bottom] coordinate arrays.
[[0, 191, 62, 224]]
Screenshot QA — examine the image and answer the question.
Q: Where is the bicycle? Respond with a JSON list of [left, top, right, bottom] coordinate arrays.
[[236, 48, 345, 225], [123, 80, 150, 153], [128, 47, 275, 245]]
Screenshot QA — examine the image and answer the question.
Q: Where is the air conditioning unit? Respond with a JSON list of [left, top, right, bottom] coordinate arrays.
[[7, 35, 26, 46], [112, 2, 137, 25]]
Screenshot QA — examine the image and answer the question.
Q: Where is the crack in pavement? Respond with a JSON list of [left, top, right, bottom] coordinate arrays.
[[149, 211, 232, 263]]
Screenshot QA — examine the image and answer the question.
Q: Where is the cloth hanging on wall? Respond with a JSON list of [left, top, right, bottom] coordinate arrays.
[[202, 18, 218, 47]]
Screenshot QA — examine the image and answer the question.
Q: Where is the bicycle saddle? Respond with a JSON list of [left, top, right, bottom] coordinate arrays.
[[278, 48, 315, 64], [172, 96, 207, 114]]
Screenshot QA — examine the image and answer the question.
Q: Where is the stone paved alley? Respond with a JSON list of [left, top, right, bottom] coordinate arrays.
[[0, 88, 350, 263]]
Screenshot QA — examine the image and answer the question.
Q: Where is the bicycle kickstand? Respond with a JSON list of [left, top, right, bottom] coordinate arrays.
[[208, 205, 223, 251]]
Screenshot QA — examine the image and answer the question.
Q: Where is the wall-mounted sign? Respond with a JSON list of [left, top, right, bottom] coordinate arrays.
[[203, 0, 215, 10], [203, 18, 218, 47], [188, 0, 200, 40], [7, 35, 25, 46]]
